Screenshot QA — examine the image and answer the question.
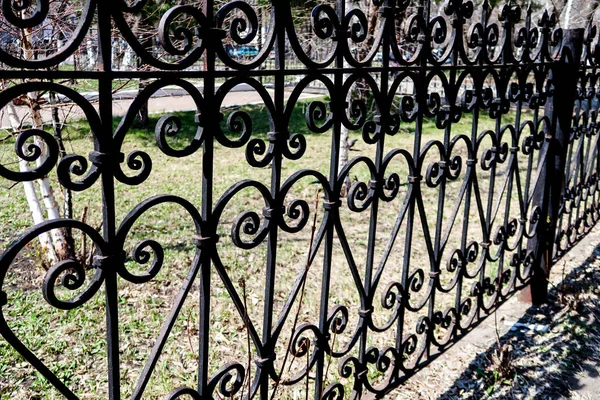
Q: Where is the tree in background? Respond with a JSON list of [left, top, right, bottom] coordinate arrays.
[[0, 0, 84, 263], [3, 0, 600, 265]]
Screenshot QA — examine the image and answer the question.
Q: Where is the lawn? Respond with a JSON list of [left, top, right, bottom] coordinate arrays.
[[0, 96, 540, 399]]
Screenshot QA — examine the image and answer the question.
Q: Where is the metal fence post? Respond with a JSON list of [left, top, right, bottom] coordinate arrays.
[[520, 29, 584, 305]]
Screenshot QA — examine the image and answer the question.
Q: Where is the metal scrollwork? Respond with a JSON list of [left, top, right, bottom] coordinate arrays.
[[0, 0, 595, 399]]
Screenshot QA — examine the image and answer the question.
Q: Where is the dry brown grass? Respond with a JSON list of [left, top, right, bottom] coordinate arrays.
[[0, 102, 548, 399]]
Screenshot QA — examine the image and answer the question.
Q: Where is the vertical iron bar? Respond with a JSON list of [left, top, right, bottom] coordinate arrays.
[[455, 0, 487, 333], [570, 100, 587, 244], [456, 86, 479, 325], [198, 0, 214, 395], [97, 1, 119, 399], [314, 0, 346, 394], [396, 0, 430, 370], [518, 0, 537, 280], [261, 1, 286, 398], [358, 2, 389, 379]]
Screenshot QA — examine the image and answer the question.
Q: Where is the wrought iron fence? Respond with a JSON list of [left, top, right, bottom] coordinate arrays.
[[0, 0, 598, 398]]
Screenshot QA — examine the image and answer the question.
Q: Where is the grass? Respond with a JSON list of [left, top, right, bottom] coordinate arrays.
[[0, 96, 542, 399]]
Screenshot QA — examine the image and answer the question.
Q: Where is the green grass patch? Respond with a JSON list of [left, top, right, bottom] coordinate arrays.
[[0, 99, 541, 398]]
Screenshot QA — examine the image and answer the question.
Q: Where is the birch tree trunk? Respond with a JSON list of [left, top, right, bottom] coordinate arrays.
[[49, 91, 72, 220], [6, 101, 58, 263], [19, 26, 70, 261], [556, 0, 599, 29]]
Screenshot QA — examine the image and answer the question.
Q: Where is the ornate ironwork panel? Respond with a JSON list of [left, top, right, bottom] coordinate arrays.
[[554, 30, 600, 261], [0, 0, 597, 398]]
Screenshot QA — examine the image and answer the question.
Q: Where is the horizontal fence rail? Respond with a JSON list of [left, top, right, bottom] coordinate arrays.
[[0, 0, 599, 398]]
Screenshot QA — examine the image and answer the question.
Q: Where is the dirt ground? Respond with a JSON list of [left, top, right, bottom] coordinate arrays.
[[381, 225, 600, 399]]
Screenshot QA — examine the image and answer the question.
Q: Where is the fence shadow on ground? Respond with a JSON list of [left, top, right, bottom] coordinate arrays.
[[438, 245, 600, 399]]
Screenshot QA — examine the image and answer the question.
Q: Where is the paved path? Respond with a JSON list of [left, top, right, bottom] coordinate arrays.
[[0, 86, 323, 129]]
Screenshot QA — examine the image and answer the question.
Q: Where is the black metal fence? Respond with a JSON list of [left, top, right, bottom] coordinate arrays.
[[0, 0, 598, 398]]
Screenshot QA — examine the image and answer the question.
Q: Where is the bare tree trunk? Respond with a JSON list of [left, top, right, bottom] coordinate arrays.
[[49, 91, 75, 259], [27, 93, 70, 259], [6, 101, 58, 263], [21, 26, 70, 260], [560, 0, 600, 28], [137, 75, 149, 127], [49, 91, 72, 220], [133, 16, 152, 128]]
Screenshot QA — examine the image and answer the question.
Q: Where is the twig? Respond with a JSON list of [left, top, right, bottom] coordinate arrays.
[[270, 189, 321, 400], [81, 206, 88, 263], [559, 260, 567, 303], [5, 181, 19, 190], [493, 309, 501, 348], [86, 243, 96, 266], [322, 328, 337, 391], [283, 335, 312, 384], [112, 78, 135, 94], [185, 308, 198, 363], [240, 278, 252, 400], [304, 339, 310, 400], [84, 221, 102, 265], [493, 276, 502, 348], [0, 133, 15, 142]]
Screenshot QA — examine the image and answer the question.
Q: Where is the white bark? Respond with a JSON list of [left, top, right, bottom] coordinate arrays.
[[13, 26, 69, 261], [6, 102, 58, 263], [24, 24, 69, 258], [560, 0, 599, 29], [87, 38, 96, 69], [27, 91, 68, 256], [339, 125, 350, 175]]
